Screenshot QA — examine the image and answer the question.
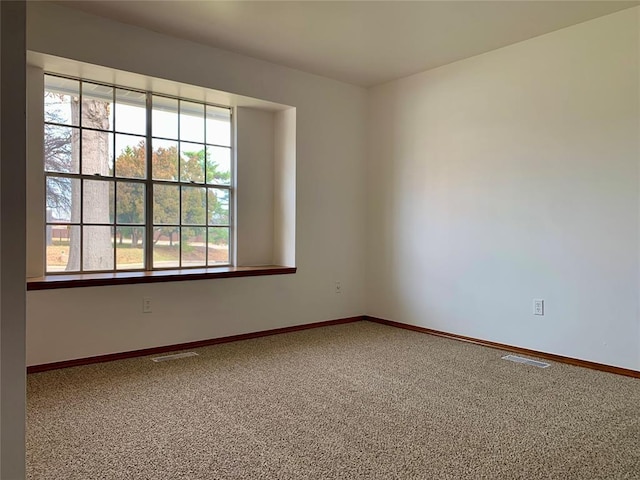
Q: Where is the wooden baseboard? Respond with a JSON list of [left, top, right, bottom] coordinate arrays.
[[27, 316, 364, 374], [365, 316, 640, 379], [29, 314, 640, 379]]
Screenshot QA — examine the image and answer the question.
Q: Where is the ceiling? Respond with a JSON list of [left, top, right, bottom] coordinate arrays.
[[58, 1, 638, 87]]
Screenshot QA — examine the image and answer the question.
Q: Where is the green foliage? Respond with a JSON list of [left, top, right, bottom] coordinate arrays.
[[114, 142, 230, 248], [209, 227, 229, 246]]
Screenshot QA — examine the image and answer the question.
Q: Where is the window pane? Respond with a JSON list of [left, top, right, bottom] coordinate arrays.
[[83, 180, 114, 224], [82, 226, 114, 271], [46, 177, 80, 223], [81, 82, 113, 131], [153, 184, 179, 224], [152, 139, 179, 181], [152, 96, 178, 140], [82, 130, 113, 176], [206, 106, 231, 146], [180, 142, 205, 183], [180, 101, 204, 143], [43, 78, 234, 274], [115, 134, 146, 179], [116, 182, 145, 224], [206, 146, 231, 185], [207, 188, 229, 225], [45, 76, 79, 126], [181, 186, 206, 225], [181, 227, 206, 267], [115, 89, 146, 135], [116, 226, 145, 270], [153, 227, 179, 268], [208, 227, 229, 265], [45, 125, 77, 173], [46, 225, 80, 272]]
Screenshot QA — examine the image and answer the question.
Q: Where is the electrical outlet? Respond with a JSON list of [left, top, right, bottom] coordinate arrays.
[[143, 297, 152, 314], [335, 281, 342, 294], [533, 299, 544, 316]]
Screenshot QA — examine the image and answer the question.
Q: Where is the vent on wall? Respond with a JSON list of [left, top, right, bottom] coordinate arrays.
[[502, 354, 550, 368], [151, 352, 199, 363]]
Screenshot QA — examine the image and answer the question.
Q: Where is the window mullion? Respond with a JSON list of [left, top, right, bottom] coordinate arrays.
[[145, 92, 154, 270], [79, 80, 84, 273], [112, 87, 117, 272], [230, 108, 235, 266], [178, 99, 182, 269]]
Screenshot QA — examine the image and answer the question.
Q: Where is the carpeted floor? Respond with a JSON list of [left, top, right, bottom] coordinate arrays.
[[27, 321, 640, 479]]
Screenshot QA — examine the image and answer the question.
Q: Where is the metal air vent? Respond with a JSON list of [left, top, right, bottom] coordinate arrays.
[[502, 354, 550, 368], [151, 352, 199, 363]]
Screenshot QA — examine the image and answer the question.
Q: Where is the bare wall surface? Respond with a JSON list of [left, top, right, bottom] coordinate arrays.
[[236, 107, 275, 266], [367, 8, 640, 370], [1, 1, 27, 477], [26, 2, 367, 366], [274, 108, 297, 267]]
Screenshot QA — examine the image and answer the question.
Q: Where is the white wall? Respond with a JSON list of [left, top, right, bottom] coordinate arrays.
[[367, 8, 640, 370], [26, 2, 367, 366], [26, 66, 44, 279], [236, 107, 275, 266], [1, 1, 27, 477], [274, 108, 297, 267]]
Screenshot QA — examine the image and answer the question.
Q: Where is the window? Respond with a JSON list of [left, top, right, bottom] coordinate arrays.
[[44, 74, 233, 273]]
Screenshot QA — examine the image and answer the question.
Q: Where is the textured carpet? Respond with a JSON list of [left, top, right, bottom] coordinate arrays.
[[27, 321, 640, 479]]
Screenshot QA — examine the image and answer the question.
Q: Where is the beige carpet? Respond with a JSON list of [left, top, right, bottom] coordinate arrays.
[[27, 321, 640, 479]]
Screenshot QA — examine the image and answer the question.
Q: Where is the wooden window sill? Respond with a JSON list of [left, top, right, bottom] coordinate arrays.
[[27, 266, 296, 290]]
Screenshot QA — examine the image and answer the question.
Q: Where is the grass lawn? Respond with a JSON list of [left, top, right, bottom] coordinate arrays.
[[47, 240, 229, 270]]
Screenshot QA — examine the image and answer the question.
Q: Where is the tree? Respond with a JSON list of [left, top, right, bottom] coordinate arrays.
[[44, 93, 74, 246], [180, 147, 230, 246], [66, 97, 113, 271], [113, 143, 230, 250], [44, 94, 73, 213], [112, 144, 145, 246]]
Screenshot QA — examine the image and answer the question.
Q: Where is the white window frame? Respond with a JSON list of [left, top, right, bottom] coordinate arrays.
[[43, 73, 234, 274]]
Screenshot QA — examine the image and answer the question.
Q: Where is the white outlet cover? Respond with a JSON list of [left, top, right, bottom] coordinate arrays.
[[533, 299, 544, 316], [143, 297, 152, 313]]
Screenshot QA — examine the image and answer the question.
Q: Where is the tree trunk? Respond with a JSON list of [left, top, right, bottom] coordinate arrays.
[[66, 102, 81, 271], [67, 98, 113, 271]]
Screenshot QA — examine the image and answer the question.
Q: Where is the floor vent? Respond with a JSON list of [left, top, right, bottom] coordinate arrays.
[[502, 354, 550, 368], [151, 352, 199, 363]]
